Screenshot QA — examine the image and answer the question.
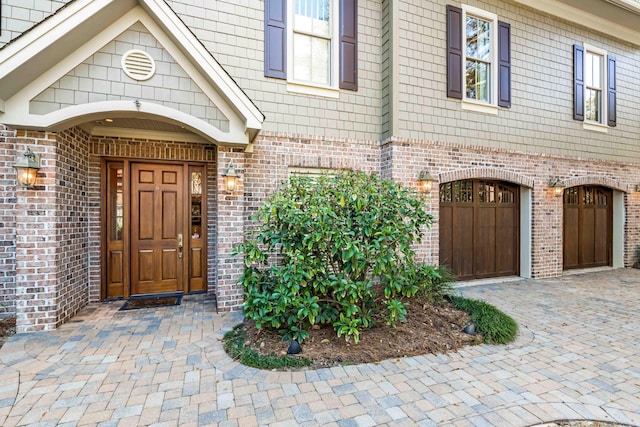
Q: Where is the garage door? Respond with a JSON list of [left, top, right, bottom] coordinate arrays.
[[439, 179, 520, 280], [563, 186, 612, 270]]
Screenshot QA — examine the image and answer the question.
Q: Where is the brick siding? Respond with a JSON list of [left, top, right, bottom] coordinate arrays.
[[0, 125, 17, 319]]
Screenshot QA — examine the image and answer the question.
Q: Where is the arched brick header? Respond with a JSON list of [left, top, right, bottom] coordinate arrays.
[[438, 168, 535, 188], [562, 175, 628, 192]]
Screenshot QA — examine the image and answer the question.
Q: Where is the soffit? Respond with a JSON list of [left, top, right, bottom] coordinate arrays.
[[513, 0, 640, 46]]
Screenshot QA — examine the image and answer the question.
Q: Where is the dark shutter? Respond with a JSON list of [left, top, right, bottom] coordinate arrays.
[[573, 44, 584, 121], [497, 21, 511, 108], [265, 0, 287, 79], [339, 0, 358, 90], [607, 56, 616, 127], [446, 5, 463, 99]]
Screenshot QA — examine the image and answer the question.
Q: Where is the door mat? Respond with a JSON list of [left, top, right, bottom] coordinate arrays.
[[119, 292, 184, 311]]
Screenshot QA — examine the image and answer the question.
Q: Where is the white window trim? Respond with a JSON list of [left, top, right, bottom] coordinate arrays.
[[286, 0, 340, 97], [582, 43, 608, 132], [461, 4, 499, 113]]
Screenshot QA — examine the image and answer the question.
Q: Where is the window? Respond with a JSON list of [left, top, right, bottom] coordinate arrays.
[[574, 43, 616, 130], [291, 0, 333, 87], [264, 0, 358, 95], [585, 50, 603, 122], [465, 12, 494, 103], [447, 5, 511, 113]]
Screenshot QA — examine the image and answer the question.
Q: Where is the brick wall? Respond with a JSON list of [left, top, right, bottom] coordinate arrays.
[[0, 125, 17, 319], [54, 128, 90, 326]]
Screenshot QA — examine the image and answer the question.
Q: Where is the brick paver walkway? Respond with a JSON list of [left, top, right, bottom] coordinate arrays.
[[0, 270, 639, 426]]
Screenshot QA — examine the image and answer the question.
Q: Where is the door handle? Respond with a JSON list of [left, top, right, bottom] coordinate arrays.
[[178, 233, 183, 258]]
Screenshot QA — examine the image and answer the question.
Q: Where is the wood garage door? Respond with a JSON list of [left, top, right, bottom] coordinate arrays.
[[439, 180, 519, 280], [563, 186, 612, 270]]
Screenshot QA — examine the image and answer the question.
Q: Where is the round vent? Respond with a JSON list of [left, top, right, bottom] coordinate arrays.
[[121, 49, 156, 81]]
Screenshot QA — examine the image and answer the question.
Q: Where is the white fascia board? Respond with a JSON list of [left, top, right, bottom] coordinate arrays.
[[0, 0, 135, 80], [0, 100, 249, 146], [513, 0, 640, 46], [605, 0, 640, 14], [140, 0, 265, 127]]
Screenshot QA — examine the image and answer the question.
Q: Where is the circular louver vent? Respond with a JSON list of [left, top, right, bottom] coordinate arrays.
[[121, 49, 156, 81]]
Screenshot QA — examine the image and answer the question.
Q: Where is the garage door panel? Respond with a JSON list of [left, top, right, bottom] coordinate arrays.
[[581, 208, 595, 265], [563, 186, 612, 270], [453, 206, 474, 278], [439, 206, 453, 268], [439, 180, 519, 280], [475, 207, 496, 276], [563, 207, 580, 269], [496, 207, 516, 275], [594, 207, 609, 266]]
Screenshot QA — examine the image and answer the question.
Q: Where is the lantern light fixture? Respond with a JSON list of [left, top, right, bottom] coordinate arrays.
[[222, 162, 239, 193], [548, 176, 565, 197], [13, 148, 41, 189], [417, 170, 436, 194]]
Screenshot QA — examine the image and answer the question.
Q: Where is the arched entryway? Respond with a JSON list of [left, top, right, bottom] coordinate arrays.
[[439, 179, 520, 280], [563, 186, 613, 270]]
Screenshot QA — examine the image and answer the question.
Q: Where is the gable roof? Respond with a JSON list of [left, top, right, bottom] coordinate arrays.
[[0, 0, 264, 146]]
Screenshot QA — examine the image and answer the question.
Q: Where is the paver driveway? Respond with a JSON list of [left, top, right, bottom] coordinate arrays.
[[0, 270, 639, 426]]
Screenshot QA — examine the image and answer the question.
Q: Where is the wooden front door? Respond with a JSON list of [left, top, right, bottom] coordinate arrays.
[[131, 163, 184, 295], [563, 186, 612, 270], [439, 180, 520, 280], [104, 160, 207, 298]]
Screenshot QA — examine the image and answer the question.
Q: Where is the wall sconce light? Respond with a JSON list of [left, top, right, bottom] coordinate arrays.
[[417, 170, 436, 193], [548, 177, 565, 197], [13, 148, 41, 189], [222, 162, 239, 193]]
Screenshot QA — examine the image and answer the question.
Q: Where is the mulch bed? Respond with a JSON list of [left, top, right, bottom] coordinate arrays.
[[239, 300, 479, 368]]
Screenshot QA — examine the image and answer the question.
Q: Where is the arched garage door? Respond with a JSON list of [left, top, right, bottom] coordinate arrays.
[[563, 186, 612, 270], [439, 180, 520, 280]]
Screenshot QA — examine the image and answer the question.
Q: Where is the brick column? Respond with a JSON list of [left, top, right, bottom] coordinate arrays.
[[13, 132, 59, 332], [0, 126, 17, 319], [215, 147, 246, 311], [531, 181, 564, 278]]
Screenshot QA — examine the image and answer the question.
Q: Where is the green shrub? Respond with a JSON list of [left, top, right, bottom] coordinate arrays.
[[449, 296, 518, 344], [234, 171, 432, 343], [411, 264, 455, 305]]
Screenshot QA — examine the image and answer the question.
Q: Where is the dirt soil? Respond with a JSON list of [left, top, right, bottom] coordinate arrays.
[[0, 317, 17, 349], [240, 300, 479, 369]]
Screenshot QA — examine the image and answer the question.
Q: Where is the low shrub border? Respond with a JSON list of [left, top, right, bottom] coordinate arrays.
[[223, 324, 313, 370], [449, 295, 519, 345]]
